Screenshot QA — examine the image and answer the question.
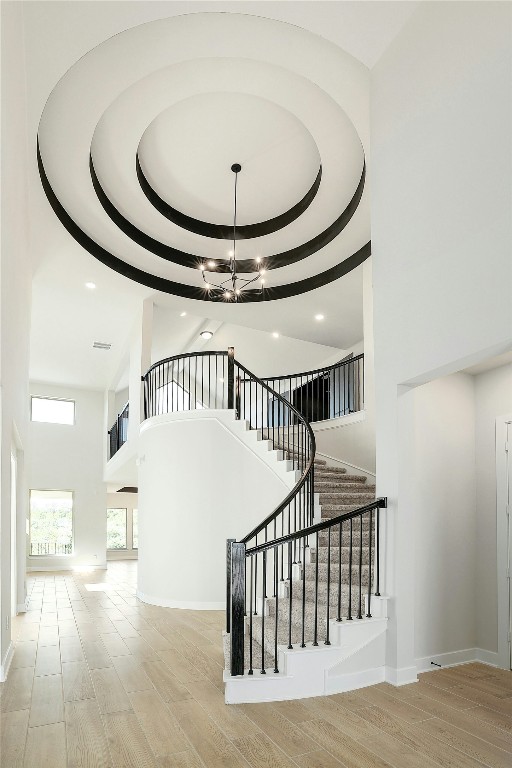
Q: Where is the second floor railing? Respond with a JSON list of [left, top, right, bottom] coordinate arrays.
[[108, 402, 129, 459], [142, 348, 317, 549], [253, 353, 364, 424]]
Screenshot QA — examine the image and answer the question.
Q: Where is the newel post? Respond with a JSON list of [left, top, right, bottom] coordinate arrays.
[[227, 346, 235, 411], [230, 541, 246, 676]]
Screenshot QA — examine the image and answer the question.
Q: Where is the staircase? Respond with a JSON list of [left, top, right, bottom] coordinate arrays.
[[140, 349, 387, 704], [224, 440, 387, 703]]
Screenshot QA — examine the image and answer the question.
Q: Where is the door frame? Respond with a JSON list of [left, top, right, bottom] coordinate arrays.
[[496, 414, 512, 669]]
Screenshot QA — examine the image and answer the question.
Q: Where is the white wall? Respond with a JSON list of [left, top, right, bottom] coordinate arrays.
[[137, 410, 291, 609], [408, 374, 476, 665], [371, 1, 512, 680], [314, 259, 375, 473], [201, 322, 348, 380], [474, 363, 512, 655], [106, 491, 138, 560], [0, 2, 32, 675], [114, 388, 129, 417], [27, 383, 107, 570]]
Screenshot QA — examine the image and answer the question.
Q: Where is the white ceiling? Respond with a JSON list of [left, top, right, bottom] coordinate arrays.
[[20, 1, 419, 389]]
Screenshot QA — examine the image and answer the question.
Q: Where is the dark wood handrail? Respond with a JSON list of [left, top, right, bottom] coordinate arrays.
[[234, 358, 316, 546]]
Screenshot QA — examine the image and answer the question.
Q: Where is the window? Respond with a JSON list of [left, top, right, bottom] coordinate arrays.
[[107, 508, 127, 549], [29, 490, 73, 556], [31, 396, 75, 425], [132, 508, 138, 549]]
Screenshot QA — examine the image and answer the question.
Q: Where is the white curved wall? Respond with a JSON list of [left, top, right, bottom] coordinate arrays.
[[137, 410, 290, 609]]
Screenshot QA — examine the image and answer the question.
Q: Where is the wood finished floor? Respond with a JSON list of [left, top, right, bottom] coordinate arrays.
[[1, 562, 511, 768]]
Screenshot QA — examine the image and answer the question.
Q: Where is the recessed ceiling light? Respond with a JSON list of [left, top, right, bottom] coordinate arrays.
[[200, 330, 213, 340], [85, 282, 96, 290], [180, 311, 187, 317], [272, 332, 280, 339], [207, 260, 216, 268], [315, 314, 325, 321]]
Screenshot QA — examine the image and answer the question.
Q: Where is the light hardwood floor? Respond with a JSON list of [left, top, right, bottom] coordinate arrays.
[[1, 561, 511, 767]]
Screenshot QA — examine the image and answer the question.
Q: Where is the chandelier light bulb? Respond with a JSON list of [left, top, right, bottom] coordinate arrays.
[[207, 260, 215, 268], [199, 264, 205, 271], [255, 256, 262, 264], [224, 290, 232, 299]]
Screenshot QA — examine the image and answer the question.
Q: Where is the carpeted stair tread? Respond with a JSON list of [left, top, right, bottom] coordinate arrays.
[[315, 472, 367, 483], [304, 562, 370, 584], [312, 545, 374, 564]]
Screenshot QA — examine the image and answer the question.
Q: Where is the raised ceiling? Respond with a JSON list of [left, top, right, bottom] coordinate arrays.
[[22, 2, 418, 387], [38, 13, 370, 302]]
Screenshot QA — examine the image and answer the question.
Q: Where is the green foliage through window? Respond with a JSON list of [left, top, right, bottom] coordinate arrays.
[[30, 490, 73, 556], [107, 508, 127, 549]]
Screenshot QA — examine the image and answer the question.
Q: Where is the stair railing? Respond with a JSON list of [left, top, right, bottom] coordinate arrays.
[[142, 351, 231, 418], [142, 349, 316, 545], [108, 401, 129, 459], [239, 353, 364, 425], [228, 497, 387, 677]]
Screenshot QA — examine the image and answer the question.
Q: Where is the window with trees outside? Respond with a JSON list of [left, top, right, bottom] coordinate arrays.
[[30, 490, 73, 556], [132, 508, 138, 549], [107, 508, 127, 549], [31, 396, 75, 425]]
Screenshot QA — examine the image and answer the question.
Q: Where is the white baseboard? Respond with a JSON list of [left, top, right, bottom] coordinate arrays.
[[27, 563, 107, 572], [137, 590, 224, 610], [0, 641, 14, 682], [325, 666, 386, 694], [385, 665, 418, 686], [475, 648, 500, 667], [415, 647, 500, 674]]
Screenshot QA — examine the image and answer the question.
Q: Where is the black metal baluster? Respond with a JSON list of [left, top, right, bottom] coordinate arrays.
[[337, 521, 342, 621], [301, 536, 306, 647], [358, 514, 363, 619], [348, 518, 353, 620], [274, 547, 279, 673], [280, 513, 284, 582], [313, 531, 319, 645], [367, 508, 373, 618], [375, 505, 381, 596], [208, 355, 211, 409], [325, 526, 331, 644], [254, 538, 258, 615], [288, 541, 293, 649], [249, 557, 254, 674], [261, 551, 266, 673]]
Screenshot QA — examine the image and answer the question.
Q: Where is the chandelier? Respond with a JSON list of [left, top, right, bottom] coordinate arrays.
[[199, 164, 266, 301]]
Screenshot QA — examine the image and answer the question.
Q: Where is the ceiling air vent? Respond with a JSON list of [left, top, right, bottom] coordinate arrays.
[[93, 341, 111, 350]]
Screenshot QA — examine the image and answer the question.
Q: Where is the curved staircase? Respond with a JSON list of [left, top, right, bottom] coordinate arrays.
[[140, 348, 387, 703]]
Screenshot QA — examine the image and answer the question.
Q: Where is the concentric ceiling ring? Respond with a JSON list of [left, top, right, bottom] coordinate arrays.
[[135, 156, 323, 240], [37, 12, 371, 301]]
